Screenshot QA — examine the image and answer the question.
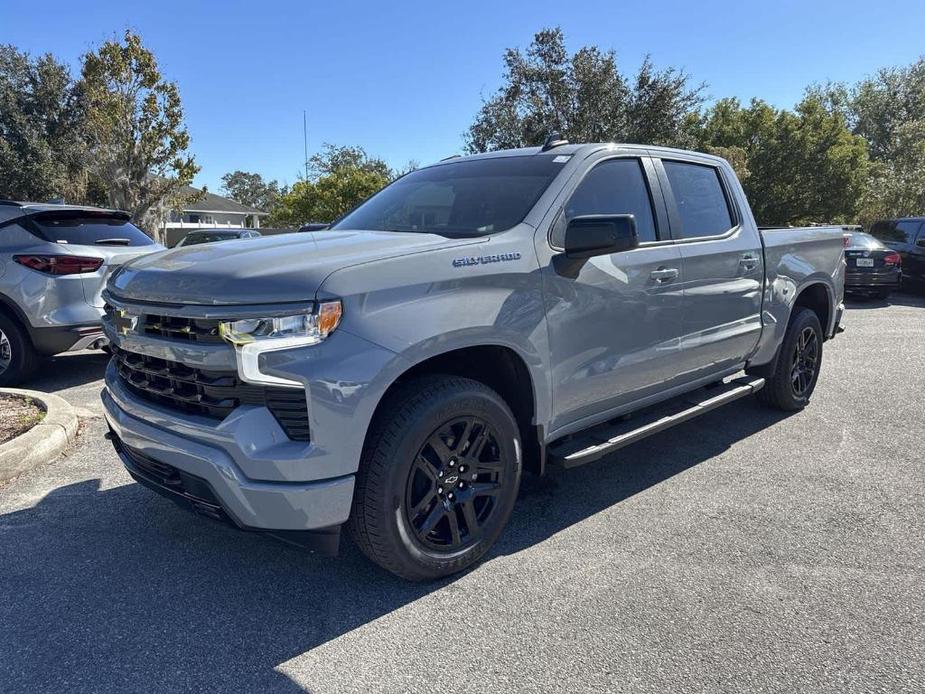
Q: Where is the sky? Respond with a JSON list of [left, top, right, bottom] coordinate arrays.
[[4, 0, 925, 193]]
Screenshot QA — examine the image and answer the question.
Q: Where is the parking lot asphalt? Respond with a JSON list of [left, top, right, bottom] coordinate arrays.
[[1, 293, 924, 694]]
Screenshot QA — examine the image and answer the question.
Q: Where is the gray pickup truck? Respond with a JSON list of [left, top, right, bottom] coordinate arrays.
[[101, 142, 845, 580]]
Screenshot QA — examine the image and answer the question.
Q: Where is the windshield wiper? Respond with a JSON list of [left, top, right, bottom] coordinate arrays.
[[94, 238, 132, 246]]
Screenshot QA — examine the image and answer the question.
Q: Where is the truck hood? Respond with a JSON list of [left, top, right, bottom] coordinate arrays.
[[108, 230, 477, 305]]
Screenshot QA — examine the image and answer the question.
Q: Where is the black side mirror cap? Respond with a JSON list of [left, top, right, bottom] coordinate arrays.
[[563, 214, 639, 259]]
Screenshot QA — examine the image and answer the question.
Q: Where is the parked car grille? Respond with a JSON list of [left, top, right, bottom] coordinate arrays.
[[113, 347, 310, 441]]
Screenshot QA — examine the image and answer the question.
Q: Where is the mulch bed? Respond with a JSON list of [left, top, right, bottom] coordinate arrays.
[[0, 393, 44, 445]]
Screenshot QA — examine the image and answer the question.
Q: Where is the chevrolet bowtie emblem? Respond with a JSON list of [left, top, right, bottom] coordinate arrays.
[[114, 309, 139, 336]]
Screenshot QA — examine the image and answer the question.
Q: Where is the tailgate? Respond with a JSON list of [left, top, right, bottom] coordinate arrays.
[[79, 246, 158, 308]]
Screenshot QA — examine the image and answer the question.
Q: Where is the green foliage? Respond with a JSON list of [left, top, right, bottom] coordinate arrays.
[[464, 27, 703, 152], [267, 144, 393, 227], [0, 46, 90, 202], [78, 30, 198, 235], [812, 58, 925, 224], [688, 96, 869, 225], [220, 170, 284, 212], [858, 121, 925, 224]]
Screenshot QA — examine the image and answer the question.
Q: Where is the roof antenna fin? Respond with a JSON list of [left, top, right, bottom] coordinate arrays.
[[541, 132, 569, 152]]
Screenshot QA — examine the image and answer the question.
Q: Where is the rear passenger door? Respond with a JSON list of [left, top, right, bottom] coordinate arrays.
[[881, 220, 925, 282], [653, 157, 764, 380], [538, 154, 685, 433], [911, 223, 925, 281]]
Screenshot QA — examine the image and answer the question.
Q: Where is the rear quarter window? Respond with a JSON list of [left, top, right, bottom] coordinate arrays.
[[30, 212, 155, 247], [663, 161, 734, 239]]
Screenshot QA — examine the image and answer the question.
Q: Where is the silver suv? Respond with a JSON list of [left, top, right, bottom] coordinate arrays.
[[0, 201, 162, 385]]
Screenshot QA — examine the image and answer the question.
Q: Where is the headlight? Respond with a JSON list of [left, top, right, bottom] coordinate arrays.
[[219, 300, 342, 387]]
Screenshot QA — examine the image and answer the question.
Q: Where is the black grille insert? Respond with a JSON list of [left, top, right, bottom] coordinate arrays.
[[114, 347, 310, 441]]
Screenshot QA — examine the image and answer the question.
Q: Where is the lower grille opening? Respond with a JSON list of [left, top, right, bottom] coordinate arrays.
[[114, 346, 310, 441], [117, 439, 231, 523]]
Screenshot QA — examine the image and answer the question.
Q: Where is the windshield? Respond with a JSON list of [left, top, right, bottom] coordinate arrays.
[[331, 155, 569, 236]]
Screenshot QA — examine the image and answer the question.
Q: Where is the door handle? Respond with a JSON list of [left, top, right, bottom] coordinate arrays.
[[649, 267, 679, 282], [739, 254, 759, 271]]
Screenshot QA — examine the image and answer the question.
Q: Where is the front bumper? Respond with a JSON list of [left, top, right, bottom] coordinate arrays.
[[102, 374, 356, 536]]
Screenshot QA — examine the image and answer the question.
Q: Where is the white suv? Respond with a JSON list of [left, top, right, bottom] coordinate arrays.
[[0, 201, 163, 385]]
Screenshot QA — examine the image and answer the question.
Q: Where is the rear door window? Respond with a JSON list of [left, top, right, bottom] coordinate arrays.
[[870, 220, 921, 245], [559, 158, 658, 244], [662, 161, 735, 239], [30, 212, 155, 247]]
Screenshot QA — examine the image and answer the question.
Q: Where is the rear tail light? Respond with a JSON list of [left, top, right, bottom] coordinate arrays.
[[14, 254, 104, 275], [884, 251, 901, 267]]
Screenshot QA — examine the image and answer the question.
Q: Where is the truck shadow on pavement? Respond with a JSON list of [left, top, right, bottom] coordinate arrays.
[[28, 350, 110, 391], [0, 399, 791, 693]]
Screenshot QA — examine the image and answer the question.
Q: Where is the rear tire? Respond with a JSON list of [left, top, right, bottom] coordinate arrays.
[[756, 307, 823, 411], [0, 314, 38, 387], [349, 375, 522, 581]]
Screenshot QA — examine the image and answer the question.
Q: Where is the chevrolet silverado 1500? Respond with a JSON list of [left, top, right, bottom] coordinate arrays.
[[101, 141, 845, 580]]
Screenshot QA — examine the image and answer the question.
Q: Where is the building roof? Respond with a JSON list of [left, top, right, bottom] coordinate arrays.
[[179, 186, 268, 216]]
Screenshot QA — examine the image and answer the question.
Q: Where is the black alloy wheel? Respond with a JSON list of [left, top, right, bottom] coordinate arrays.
[[790, 326, 819, 397], [754, 306, 823, 411], [405, 416, 504, 552], [349, 375, 522, 581]]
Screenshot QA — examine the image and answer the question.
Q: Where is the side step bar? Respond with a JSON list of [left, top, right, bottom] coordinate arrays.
[[548, 376, 766, 469]]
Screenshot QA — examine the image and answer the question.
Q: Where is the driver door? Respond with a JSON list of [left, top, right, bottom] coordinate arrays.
[[536, 154, 685, 435]]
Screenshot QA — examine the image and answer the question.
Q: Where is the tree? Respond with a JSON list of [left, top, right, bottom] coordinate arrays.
[[810, 59, 925, 223], [857, 121, 925, 225], [689, 96, 869, 225], [850, 59, 925, 162], [464, 27, 703, 152], [220, 170, 282, 212], [267, 144, 393, 227], [0, 45, 90, 203], [78, 30, 198, 237]]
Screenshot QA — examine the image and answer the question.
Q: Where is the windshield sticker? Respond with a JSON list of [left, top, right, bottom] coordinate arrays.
[[453, 252, 522, 268]]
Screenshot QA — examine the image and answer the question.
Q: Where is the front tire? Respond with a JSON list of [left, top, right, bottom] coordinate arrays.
[[349, 376, 522, 581], [0, 314, 38, 387], [756, 307, 823, 411]]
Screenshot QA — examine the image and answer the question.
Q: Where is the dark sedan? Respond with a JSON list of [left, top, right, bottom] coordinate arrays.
[[844, 231, 902, 299], [174, 228, 261, 247]]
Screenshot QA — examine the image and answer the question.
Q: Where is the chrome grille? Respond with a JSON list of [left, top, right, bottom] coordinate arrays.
[[142, 314, 224, 343]]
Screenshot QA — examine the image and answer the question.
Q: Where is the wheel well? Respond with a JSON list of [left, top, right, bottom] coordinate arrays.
[[0, 295, 27, 326], [793, 283, 831, 335], [370, 345, 543, 475]]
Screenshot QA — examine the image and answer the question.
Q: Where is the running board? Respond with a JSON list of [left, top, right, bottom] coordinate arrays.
[[548, 376, 766, 469]]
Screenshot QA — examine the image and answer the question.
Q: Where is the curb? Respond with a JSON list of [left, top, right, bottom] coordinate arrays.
[[0, 388, 79, 484]]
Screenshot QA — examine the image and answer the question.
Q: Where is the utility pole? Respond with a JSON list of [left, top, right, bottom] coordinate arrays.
[[303, 110, 309, 181]]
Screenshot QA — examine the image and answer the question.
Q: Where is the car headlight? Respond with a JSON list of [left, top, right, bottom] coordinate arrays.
[[219, 300, 342, 387]]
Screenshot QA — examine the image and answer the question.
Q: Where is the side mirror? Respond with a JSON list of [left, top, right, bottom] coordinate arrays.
[[563, 215, 639, 259]]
